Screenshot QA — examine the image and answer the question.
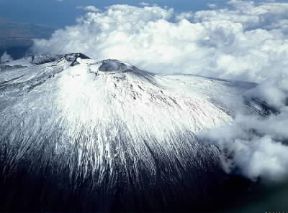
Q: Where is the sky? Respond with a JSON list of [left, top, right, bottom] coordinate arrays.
[[0, 0, 265, 27]]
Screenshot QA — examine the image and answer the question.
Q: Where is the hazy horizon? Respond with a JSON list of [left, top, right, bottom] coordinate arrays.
[[0, 0, 275, 27]]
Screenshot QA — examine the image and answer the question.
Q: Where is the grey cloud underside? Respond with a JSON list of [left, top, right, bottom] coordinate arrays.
[[0, 53, 262, 211]]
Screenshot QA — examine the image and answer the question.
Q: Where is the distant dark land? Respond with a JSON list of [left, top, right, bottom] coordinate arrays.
[[0, 18, 53, 59]]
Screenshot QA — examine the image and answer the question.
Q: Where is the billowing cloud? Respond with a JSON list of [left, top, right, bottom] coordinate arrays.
[[201, 73, 288, 181], [33, 1, 288, 182], [33, 1, 288, 82]]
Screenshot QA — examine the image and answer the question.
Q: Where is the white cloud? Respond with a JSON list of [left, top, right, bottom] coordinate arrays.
[[32, 1, 288, 182], [203, 108, 288, 181], [33, 1, 288, 83], [201, 76, 288, 182]]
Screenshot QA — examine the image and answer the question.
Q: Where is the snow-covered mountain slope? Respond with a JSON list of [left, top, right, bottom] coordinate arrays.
[[0, 53, 259, 212], [0, 53, 254, 131]]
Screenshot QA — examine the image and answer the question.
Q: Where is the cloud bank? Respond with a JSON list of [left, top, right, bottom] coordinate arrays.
[[33, 0, 288, 82], [202, 80, 288, 181], [33, 1, 288, 182]]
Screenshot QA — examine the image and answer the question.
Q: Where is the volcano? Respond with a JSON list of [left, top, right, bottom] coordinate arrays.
[[0, 53, 263, 212]]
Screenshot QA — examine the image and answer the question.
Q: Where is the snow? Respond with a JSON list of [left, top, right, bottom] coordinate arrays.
[[0, 54, 256, 190]]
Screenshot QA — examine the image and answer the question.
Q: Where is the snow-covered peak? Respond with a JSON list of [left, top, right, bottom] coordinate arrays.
[[0, 53, 263, 212], [0, 53, 257, 147]]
